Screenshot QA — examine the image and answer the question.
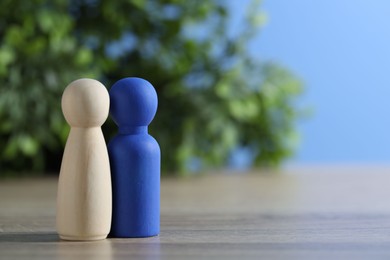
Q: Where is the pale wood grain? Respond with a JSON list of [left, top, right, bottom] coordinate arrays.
[[58, 79, 111, 240], [2, 167, 390, 259]]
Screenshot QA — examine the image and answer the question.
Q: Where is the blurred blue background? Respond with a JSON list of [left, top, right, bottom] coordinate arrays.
[[3, 0, 389, 175], [249, 0, 390, 164]]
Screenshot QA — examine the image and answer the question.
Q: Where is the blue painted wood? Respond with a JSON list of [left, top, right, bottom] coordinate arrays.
[[108, 77, 160, 238]]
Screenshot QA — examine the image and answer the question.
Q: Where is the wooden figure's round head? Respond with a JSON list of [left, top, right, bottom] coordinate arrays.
[[109, 77, 158, 127], [62, 78, 110, 127]]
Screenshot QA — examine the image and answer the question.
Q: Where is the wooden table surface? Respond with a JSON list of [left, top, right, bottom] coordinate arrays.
[[2, 166, 390, 259]]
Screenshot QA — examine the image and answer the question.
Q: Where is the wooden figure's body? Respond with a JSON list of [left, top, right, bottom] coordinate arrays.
[[108, 77, 160, 238], [57, 79, 112, 241]]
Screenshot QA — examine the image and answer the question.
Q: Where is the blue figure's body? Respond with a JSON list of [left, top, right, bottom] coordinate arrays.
[[108, 77, 160, 238]]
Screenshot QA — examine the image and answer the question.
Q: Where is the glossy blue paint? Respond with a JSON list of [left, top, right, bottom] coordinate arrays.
[[108, 77, 160, 238]]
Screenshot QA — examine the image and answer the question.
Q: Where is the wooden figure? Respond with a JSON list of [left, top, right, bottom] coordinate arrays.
[[108, 77, 160, 238], [56, 78, 112, 241]]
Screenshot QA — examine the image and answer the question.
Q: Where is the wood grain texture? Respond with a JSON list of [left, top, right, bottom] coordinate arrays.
[[2, 167, 390, 259], [58, 79, 111, 241]]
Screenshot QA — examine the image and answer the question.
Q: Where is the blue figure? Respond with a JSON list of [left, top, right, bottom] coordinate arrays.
[[108, 77, 160, 237]]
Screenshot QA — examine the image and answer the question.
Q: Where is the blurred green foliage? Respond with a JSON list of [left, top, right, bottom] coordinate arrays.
[[0, 0, 303, 175]]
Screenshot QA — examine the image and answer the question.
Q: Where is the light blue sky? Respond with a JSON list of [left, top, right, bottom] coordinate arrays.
[[249, 0, 390, 163]]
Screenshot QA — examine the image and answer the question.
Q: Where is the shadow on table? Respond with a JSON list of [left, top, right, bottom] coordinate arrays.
[[0, 232, 59, 243], [0, 232, 162, 259]]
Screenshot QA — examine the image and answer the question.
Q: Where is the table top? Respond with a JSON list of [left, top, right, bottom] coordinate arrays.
[[2, 166, 390, 259]]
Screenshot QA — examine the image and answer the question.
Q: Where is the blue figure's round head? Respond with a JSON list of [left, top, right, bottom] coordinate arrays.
[[109, 77, 158, 126]]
